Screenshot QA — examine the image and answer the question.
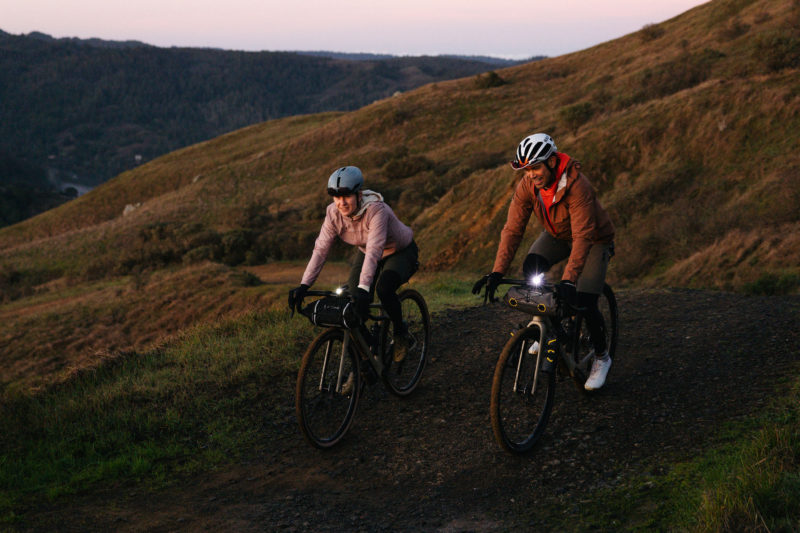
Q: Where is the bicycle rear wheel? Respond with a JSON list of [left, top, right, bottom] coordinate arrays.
[[490, 324, 555, 454], [296, 328, 360, 449], [382, 289, 430, 397], [569, 283, 618, 388]]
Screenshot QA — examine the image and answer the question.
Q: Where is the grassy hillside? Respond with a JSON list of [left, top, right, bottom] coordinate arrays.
[[1, 0, 799, 391]]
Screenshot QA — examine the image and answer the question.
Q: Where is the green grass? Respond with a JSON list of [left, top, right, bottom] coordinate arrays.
[[535, 379, 800, 532], [410, 271, 483, 313], [743, 270, 800, 296], [0, 308, 312, 524], [0, 274, 480, 524]]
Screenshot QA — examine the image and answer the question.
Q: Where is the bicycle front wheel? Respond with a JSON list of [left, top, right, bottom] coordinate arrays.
[[382, 289, 430, 397], [295, 328, 360, 449], [490, 324, 555, 454]]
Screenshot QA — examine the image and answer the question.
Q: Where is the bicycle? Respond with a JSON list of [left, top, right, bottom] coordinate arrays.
[[487, 275, 618, 454], [294, 286, 431, 449]]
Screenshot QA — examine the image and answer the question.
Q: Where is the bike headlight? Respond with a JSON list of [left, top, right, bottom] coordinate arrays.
[[529, 273, 545, 287], [334, 286, 345, 295]]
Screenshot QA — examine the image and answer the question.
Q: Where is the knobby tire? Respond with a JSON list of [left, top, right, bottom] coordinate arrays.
[[490, 324, 556, 454], [382, 288, 430, 397], [295, 328, 360, 449]]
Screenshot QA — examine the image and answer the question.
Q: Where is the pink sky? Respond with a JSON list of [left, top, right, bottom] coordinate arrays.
[[1, 0, 710, 58]]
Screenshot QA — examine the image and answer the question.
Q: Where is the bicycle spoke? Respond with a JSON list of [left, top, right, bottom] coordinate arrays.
[[491, 326, 555, 453], [382, 289, 430, 397], [296, 329, 359, 448]]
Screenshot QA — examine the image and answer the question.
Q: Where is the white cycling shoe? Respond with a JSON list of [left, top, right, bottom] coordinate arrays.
[[584, 351, 611, 391]]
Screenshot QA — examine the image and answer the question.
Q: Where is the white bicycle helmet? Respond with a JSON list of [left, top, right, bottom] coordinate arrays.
[[327, 166, 364, 196], [510, 133, 557, 170]]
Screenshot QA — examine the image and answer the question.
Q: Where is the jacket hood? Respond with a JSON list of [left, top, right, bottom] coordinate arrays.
[[351, 189, 383, 219], [553, 152, 573, 178]]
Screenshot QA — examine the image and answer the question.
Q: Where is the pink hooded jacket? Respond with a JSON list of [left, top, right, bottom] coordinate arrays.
[[301, 191, 414, 290]]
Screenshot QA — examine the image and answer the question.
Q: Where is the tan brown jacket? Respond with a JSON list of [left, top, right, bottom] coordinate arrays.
[[492, 154, 615, 282]]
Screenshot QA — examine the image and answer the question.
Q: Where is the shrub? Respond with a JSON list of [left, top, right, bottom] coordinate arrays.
[[229, 270, 263, 287], [634, 48, 725, 102], [474, 71, 506, 89], [743, 272, 800, 295], [717, 18, 750, 41], [753, 11, 772, 25], [185, 229, 221, 250], [463, 151, 505, 172], [639, 23, 665, 42], [220, 230, 254, 266], [559, 102, 595, 131], [383, 155, 433, 180], [183, 245, 218, 264], [754, 31, 800, 72]]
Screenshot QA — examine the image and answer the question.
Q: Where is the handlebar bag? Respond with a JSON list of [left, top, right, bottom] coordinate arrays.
[[503, 286, 558, 316], [302, 296, 361, 328]]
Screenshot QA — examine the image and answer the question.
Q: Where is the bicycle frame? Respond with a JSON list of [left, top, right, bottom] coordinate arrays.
[[305, 292, 388, 394], [501, 277, 589, 382], [296, 286, 430, 448], [341, 318, 385, 378], [490, 277, 618, 453]]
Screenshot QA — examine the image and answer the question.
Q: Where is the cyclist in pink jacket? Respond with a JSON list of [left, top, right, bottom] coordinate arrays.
[[288, 166, 419, 361]]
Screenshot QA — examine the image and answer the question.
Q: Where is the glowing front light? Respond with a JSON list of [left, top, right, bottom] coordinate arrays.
[[335, 286, 344, 295], [529, 273, 545, 286]]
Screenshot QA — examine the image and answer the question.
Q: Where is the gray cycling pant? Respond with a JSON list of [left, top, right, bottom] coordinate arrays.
[[525, 232, 613, 354], [526, 231, 612, 295]]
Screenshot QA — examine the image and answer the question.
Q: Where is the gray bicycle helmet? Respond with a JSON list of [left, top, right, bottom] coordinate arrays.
[[327, 166, 364, 196], [510, 133, 557, 170]]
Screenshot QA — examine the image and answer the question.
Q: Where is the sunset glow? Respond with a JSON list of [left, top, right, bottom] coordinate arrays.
[[1, 0, 710, 58]]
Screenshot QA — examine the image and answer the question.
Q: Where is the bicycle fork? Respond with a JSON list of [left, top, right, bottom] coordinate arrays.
[[514, 317, 553, 398]]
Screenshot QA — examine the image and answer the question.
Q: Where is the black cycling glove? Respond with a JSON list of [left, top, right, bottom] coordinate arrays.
[[288, 284, 309, 314], [472, 272, 503, 302], [352, 288, 371, 318], [557, 280, 577, 309]]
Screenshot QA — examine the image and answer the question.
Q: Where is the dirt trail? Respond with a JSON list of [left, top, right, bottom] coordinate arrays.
[[24, 289, 800, 532]]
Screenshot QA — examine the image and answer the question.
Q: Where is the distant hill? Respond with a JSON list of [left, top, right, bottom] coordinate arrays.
[[0, 31, 529, 227], [296, 50, 538, 66]]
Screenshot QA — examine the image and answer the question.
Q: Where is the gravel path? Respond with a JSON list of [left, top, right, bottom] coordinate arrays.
[[23, 288, 800, 532]]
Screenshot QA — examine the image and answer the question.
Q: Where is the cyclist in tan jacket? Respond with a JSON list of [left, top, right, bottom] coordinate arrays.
[[473, 133, 616, 390]]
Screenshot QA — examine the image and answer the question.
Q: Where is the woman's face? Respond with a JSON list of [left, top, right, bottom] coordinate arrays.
[[333, 193, 359, 216]]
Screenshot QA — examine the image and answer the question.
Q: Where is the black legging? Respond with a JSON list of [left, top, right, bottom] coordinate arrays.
[[524, 252, 607, 354], [375, 270, 404, 330], [348, 241, 419, 331], [577, 292, 607, 354]]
